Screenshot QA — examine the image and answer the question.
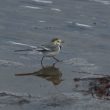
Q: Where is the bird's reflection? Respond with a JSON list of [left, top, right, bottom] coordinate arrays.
[[15, 64, 63, 85]]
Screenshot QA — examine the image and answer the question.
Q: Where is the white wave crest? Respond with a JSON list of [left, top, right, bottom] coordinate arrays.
[[63, 58, 95, 66], [51, 8, 62, 12], [75, 23, 93, 28], [8, 41, 37, 48], [32, 0, 53, 4], [39, 20, 46, 23], [24, 6, 42, 9], [0, 60, 24, 66], [92, 0, 110, 5]]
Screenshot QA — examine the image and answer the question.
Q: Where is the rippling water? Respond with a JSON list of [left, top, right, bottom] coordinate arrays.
[[0, 0, 110, 109]]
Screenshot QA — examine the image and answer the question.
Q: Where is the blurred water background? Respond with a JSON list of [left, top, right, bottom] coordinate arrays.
[[0, 0, 110, 110]]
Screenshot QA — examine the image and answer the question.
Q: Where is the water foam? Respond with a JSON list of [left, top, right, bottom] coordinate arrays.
[[8, 41, 37, 48], [75, 23, 93, 28], [51, 8, 62, 12], [24, 6, 42, 9], [0, 60, 24, 66], [92, 0, 110, 5], [32, 0, 53, 4]]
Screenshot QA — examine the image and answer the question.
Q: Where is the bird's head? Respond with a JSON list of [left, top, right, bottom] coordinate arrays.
[[51, 38, 64, 46]]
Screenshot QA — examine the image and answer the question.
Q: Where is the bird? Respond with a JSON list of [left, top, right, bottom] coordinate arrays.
[[15, 38, 64, 66], [37, 38, 64, 65]]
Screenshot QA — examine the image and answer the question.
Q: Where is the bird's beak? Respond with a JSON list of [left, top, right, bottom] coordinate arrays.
[[60, 41, 64, 48]]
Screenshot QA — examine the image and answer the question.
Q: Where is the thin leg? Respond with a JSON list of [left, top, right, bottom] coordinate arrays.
[[41, 56, 44, 67], [52, 56, 60, 62]]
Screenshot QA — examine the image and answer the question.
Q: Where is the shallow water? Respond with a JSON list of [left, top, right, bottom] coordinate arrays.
[[0, 0, 110, 109]]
